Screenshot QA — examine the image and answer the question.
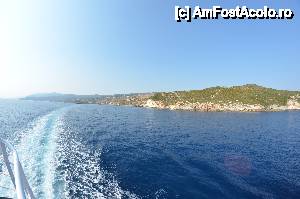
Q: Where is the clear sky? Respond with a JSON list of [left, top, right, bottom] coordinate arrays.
[[0, 0, 299, 98]]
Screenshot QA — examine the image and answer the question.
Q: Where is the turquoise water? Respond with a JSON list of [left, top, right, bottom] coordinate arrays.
[[0, 100, 300, 198]]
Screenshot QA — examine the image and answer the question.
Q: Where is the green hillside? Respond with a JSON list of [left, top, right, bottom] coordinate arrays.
[[150, 84, 300, 107]]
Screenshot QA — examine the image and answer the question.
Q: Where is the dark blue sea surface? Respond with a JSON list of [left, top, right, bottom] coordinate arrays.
[[0, 100, 300, 198]]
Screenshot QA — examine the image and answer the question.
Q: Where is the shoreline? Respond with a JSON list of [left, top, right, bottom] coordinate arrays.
[[21, 85, 300, 112], [74, 100, 300, 113]]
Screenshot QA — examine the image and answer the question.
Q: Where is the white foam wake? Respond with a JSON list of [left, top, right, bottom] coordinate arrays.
[[56, 127, 140, 199], [1, 106, 139, 198], [17, 108, 66, 198], [0, 108, 67, 198]]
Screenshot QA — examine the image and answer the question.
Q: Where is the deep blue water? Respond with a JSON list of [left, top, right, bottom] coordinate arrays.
[[0, 99, 300, 199]]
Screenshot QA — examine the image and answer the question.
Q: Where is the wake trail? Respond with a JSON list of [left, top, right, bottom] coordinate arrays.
[[1, 105, 139, 199], [0, 107, 69, 198]]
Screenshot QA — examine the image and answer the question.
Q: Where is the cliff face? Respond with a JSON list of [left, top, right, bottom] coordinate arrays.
[[287, 98, 300, 110], [142, 98, 300, 112]]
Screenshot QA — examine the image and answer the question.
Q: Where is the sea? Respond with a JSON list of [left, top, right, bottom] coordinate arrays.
[[0, 99, 299, 199]]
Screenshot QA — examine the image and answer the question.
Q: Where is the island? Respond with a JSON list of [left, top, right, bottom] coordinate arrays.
[[23, 84, 300, 112]]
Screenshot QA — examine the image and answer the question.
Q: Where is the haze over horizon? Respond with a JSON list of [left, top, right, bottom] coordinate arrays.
[[2, 83, 297, 100], [1, 0, 300, 98]]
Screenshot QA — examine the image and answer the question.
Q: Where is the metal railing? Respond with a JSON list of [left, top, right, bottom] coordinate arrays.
[[0, 138, 35, 199]]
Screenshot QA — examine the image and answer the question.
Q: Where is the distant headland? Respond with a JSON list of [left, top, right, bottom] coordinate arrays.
[[22, 84, 300, 112]]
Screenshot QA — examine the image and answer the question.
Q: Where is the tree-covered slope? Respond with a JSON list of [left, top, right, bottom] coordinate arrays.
[[150, 84, 300, 107]]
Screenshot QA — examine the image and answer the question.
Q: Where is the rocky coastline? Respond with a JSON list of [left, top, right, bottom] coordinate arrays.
[[23, 84, 300, 112], [138, 98, 300, 112]]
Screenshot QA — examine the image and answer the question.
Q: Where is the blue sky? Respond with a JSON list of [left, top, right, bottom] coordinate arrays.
[[0, 0, 299, 97]]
